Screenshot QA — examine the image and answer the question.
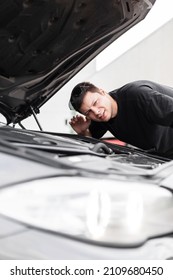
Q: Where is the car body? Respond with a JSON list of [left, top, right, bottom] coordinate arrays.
[[1, 0, 173, 260]]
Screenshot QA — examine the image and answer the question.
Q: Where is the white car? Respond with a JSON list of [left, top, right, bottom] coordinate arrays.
[[1, 0, 173, 260]]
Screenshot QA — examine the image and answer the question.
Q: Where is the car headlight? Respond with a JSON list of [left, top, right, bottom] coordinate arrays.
[[0, 177, 172, 247]]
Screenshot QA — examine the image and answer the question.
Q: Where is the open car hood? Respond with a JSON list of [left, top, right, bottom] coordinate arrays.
[[0, 0, 155, 124]]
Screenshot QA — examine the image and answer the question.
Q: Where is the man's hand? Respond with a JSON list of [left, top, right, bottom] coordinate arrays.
[[69, 114, 92, 136]]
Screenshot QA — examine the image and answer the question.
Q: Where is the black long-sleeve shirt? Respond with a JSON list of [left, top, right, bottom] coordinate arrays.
[[89, 80, 173, 158]]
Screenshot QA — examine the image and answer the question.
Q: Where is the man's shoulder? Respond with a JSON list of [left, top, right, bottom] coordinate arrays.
[[109, 80, 155, 106], [118, 80, 155, 97], [121, 80, 152, 91]]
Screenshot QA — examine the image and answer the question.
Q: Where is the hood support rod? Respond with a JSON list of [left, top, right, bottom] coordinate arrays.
[[30, 106, 43, 131]]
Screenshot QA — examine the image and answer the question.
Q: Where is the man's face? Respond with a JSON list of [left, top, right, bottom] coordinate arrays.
[[79, 90, 116, 122]]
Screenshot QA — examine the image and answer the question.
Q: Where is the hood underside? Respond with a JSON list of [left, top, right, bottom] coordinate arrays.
[[0, 0, 155, 124]]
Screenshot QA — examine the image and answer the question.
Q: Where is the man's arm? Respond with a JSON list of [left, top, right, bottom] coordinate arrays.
[[146, 92, 173, 127]]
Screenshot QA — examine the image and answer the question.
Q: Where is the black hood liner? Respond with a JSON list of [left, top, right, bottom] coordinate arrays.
[[0, 0, 155, 123]]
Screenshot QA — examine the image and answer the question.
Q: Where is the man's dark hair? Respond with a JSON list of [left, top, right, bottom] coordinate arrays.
[[69, 82, 99, 112]]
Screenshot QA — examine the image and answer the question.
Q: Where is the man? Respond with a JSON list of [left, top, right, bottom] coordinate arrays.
[[69, 80, 173, 158]]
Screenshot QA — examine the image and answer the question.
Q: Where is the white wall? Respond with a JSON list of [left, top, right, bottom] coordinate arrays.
[[20, 19, 173, 133], [89, 18, 173, 91]]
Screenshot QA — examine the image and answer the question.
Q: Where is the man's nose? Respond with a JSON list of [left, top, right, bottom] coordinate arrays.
[[91, 106, 99, 114]]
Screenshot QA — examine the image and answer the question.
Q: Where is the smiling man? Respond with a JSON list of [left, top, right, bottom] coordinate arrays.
[[69, 80, 173, 158]]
